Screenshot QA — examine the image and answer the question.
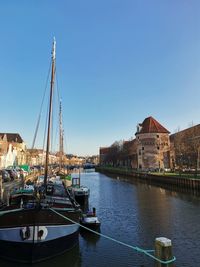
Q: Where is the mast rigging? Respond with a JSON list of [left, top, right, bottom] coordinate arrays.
[[44, 38, 56, 187]]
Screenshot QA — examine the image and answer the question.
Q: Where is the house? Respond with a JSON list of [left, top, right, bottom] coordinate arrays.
[[0, 133, 26, 168]]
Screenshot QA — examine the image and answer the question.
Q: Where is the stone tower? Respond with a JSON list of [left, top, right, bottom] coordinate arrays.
[[136, 116, 170, 170]]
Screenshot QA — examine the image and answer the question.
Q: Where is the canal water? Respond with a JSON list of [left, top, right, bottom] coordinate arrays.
[[1, 170, 200, 266]]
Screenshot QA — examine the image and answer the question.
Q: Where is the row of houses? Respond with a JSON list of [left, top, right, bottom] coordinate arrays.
[[0, 133, 66, 168], [99, 116, 200, 171], [0, 133, 98, 168], [0, 133, 26, 168]]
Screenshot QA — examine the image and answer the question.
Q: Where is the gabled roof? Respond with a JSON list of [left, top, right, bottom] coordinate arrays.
[[137, 116, 170, 134], [0, 133, 23, 143]]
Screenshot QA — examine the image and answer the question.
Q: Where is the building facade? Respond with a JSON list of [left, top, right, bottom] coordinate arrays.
[[0, 133, 26, 168], [170, 124, 200, 170], [136, 117, 171, 170], [99, 116, 199, 171]]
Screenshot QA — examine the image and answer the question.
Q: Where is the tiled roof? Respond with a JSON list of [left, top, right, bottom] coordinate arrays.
[[0, 133, 23, 143], [138, 116, 170, 134]]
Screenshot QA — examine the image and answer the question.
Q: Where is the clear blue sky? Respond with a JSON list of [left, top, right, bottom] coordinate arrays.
[[0, 0, 200, 156]]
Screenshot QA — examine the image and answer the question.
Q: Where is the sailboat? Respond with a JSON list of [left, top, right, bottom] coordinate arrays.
[[0, 39, 81, 263]]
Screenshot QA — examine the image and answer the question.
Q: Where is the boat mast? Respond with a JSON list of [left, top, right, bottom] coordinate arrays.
[[59, 99, 64, 171], [44, 38, 56, 187]]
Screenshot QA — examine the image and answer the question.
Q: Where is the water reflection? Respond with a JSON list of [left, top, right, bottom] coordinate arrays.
[[0, 244, 81, 267], [80, 171, 200, 266], [1, 171, 200, 266], [135, 183, 173, 246], [80, 230, 101, 248]]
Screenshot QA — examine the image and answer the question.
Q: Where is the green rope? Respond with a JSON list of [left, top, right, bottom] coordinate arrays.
[[50, 208, 176, 265]]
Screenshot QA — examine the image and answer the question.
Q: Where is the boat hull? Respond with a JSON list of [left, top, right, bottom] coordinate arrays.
[[0, 229, 79, 263], [80, 222, 101, 232], [0, 208, 80, 263], [74, 194, 89, 205]]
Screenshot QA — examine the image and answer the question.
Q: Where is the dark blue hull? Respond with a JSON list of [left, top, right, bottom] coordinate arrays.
[[0, 231, 79, 263]]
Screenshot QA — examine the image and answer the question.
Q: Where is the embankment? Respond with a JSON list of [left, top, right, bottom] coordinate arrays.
[[96, 166, 200, 194]]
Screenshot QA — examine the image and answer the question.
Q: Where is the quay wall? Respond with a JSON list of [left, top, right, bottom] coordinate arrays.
[[95, 167, 200, 193]]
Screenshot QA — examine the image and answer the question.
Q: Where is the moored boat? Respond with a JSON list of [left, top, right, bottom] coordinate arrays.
[[0, 39, 81, 263], [80, 208, 101, 231], [69, 177, 90, 205]]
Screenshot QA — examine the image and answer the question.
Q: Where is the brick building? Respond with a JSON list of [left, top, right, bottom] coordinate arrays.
[[99, 116, 200, 171], [136, 117, 171, 170], [170, 124, 200, 169]]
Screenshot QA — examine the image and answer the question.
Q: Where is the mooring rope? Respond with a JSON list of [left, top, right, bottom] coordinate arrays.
[[50, 208, 176, 265]]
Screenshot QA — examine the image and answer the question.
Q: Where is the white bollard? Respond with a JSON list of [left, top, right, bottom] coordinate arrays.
[[155, 237, 174, 267]]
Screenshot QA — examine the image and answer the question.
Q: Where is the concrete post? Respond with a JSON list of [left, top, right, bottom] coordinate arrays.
[[155, 237, 174, 267]]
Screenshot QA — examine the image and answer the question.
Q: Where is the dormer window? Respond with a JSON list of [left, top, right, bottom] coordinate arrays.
[[137, 123, 142, 133]]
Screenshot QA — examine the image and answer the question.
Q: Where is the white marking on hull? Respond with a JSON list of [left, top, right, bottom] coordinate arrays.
[[20, 226, 48, 241]]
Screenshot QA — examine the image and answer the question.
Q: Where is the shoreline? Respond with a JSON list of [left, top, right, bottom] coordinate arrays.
[[96, 166, 200, 195]]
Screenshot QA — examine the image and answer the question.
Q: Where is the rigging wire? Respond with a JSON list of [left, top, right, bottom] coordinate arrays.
[[32, 59, 51, 149], [41, 60, 67, 157], [50, 89, 54, 153], [52, 67, 60, 152], [55, 66, 60, 104], [56, 69, 69, 156], [42, 104, 49, 152], [52, 66, 65, 154]]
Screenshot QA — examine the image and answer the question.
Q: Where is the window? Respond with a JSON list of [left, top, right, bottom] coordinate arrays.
[[157, 135, 159, 138], [157, 146, 160, 150]]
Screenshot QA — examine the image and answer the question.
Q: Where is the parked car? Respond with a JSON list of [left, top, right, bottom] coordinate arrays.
[[6, 169, 18, 180], [21, 169, 28, 177], [36, 175, 45, 186], [0, 169, 11, 182]]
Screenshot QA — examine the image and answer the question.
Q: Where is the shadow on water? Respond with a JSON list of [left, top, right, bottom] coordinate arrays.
[[106, 171, 200, 199], [79, 230, 101, 247], [0, 244, 81, 267]]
